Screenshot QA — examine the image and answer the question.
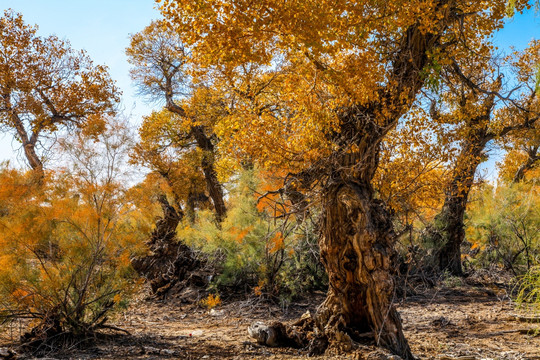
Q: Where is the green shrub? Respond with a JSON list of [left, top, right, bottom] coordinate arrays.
[[515, 266, 540, 315], [179, 168, 327, 298], [465, 183, 540, 274]]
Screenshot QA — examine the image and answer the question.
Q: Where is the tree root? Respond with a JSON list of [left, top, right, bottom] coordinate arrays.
[[248, 311, 393, 357]]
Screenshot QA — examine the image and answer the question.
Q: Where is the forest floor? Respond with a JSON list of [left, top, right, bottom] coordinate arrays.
[[2, 277, 540, 360]]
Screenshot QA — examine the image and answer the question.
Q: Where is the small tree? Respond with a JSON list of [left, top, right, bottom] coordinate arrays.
[[424, 42, 540, 276], [127, 21, 227, 221], [467, 183, 540, 274]]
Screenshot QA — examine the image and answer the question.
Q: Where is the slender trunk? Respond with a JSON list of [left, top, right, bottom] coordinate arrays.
[[23, 140, 43, 174], [432, 132, 488, 276], [165, 89, 227, 222], [186, 191, 197, 223], [191, 126, 227, 222], [433, 195, 470, 276], [9, 111, 44, 178]]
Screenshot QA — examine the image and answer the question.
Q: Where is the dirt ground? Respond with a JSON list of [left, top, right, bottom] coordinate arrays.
[[2, 283, 539, 360]]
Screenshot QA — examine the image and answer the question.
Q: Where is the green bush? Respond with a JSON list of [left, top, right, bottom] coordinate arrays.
[[515, 266, 540, 315], [465, 183, 540, 274], [178, 168, 327, 298]]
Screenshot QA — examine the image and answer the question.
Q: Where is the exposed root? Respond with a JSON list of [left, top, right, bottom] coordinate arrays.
[[131, 195, 209, 301]]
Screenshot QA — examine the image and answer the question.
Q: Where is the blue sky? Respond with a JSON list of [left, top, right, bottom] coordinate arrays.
[[477, 10, 540, 181], [0, 1, 538, 176]]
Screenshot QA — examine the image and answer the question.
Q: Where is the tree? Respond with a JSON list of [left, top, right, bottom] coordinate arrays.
[[512, 141, 540, 183], [131, 109, 210, 222], [127, 20, 227, 221], [466, 183, 540, 274], [499, 40, 540, 184], [425, 42, 540, 276], [157, 0, 527, 357], [0, 10, 119, 177], [129, 111, 209, 297]]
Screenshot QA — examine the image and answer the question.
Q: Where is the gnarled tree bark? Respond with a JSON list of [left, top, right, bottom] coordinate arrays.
[[248, 7, 453, 358], [131, 194, 203, 297], [305, 7, 454, 356], [317, 179, 410, 356]]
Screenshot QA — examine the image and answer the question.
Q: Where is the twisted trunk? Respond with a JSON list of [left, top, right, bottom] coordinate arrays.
[[247, 3, 453, 357], [317, 178, 411, 357], [302, 9, 448, 357], [131, 195, 203, 297]]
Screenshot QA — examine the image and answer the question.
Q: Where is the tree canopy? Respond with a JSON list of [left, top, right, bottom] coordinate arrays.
[[0, 10, 119, 174]]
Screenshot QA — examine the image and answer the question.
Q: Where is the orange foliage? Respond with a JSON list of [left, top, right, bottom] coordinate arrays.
[[269, 232, 285, 254], [156, 0, 529, 175], [0, 120, 144, 335], [0, 10, 119, 171]]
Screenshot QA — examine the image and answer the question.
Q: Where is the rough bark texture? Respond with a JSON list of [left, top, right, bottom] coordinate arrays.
[[131, 195, 206, 299], [245, 2, 457, 357], [317, 181, 411, 357], [273, 7, 452, 358], [429, 102, 537, 275], [302, 9, 452, 356]]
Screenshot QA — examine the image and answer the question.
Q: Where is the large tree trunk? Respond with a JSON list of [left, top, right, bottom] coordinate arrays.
[[249, 4, 453, 357], [316, 179, 412, 358], [303, 107, 414, 357]]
